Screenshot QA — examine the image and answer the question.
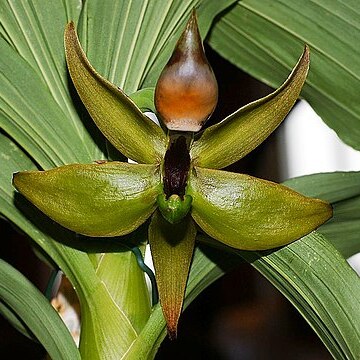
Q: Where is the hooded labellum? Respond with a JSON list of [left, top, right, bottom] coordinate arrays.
[[12, 11, 332, 339], [155, 10, 218, 132]]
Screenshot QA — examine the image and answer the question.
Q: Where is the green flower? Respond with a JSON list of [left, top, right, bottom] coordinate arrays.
[[13, 12, 332, 338]]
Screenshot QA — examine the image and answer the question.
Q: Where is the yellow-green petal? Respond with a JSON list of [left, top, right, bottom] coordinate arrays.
[[13, 162, 161, 237], [149, 211, 196, 339], [190, 46, 310, 169], [187, 166, 332, 250], [64, 22, 166, 164]]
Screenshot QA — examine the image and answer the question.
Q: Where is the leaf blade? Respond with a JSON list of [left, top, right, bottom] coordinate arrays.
[[0, 0, 103, 162], [208, 0, 360, 151], [0, 259, 80, 360], [283, 171, 360, 258]]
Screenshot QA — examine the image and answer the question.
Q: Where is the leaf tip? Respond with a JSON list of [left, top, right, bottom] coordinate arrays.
[[167, 322, 178, 340]]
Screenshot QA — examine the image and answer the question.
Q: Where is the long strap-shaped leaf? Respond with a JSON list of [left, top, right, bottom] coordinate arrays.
[[0, 1, 104, 163], [64, 22, 167, 164], [188, 166, 331, 250], [191, 46, 309, 169], [198, 232, 360, 360], [149, 211, 197, 338], [207, 0, 360, 152], [13, 162, 161, 237], [283, 171, 360, 258], [0, 259, 80, 360]]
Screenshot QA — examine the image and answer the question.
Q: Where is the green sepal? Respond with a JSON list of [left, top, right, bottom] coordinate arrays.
[[190, 46, 310, 169], [13, 162, 161, 237], [157, 193, 193, 224], [64, 22, 166, 164], [188, 166, 332, 250], [149, 210, 196, 339]]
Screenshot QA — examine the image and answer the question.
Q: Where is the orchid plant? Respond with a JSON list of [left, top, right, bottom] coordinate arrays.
[[1, 1, 359, 360], [13, 10, 331, 338]]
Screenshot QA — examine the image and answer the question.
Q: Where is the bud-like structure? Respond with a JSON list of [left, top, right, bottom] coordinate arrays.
[[155, 10, 218, 132]]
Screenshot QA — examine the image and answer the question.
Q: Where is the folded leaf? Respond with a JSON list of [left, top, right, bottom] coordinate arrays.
[[190, 46, 309, 169], [0, 259, 80, 360], [129, 88, 156, 113], [13, 162, 161, 237], [64, 22, 166, 164], [149, 211, 196, 339], [284, 171, 360, 258], [188, 166, 332, 250]]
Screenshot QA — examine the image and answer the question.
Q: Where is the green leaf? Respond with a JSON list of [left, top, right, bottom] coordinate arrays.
[[77, 0, 237, 93], [0, 259, 80, 360], [0, 1, 104, 166], [95, 250, 151, 333], [188, 166, 332, 250], [79, 281, 139, 360], [149, 211, 196, 338], [208, 0, 360, 151], [199, 232, 360, 360], [190, 46, 309, 169], [284, 171, 360, 258], [64, 22, 166, 164], [13, 162, 161, 237], [129, 88, 156, 113], [0, 300, 34, 341], [0, 38, 92, 168]]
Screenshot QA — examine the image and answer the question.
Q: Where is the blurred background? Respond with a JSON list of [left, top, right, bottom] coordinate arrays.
[[1, 44, 359, 359]]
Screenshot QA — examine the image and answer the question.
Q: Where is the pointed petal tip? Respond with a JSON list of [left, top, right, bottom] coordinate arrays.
[[187, 8, 199, 29], [302, 44, 310, 67], [167, 323, 178, 340], [12, 171, 27, 190]]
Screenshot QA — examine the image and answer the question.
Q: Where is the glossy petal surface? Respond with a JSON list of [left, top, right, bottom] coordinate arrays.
[[155, 10, 218, 132], [149, 211, 196, 338], [64, 22, 166, 164], [188, 166, 332, 250], [191, 46, 309, 169], [13, 162, 161, 237]]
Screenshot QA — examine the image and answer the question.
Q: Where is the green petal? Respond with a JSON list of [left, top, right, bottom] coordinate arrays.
[[64, 22, 166, 164], [13, 162, 161, 237], [187, 166, 332, 250], [190, 46, 309, 169], [149, 211, 196, 338]]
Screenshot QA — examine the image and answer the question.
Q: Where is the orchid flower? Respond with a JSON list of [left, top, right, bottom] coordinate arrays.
[[13, 11, 332, 338]]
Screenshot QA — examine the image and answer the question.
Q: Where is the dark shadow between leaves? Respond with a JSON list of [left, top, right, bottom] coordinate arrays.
[[196, 233, 281, 272]]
